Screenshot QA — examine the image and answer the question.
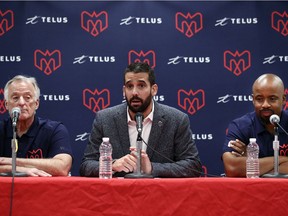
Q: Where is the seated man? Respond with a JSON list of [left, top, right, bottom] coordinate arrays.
[[0, 75, 73, 177], [80, 62, 202, 178], [222, 73, 288, 177]]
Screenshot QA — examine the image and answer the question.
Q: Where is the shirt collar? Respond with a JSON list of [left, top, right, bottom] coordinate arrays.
[[254, 111, 288, 135], [6, 116, 39, 138], [254, 115, 266, 134], [25, 116, 39, 137]]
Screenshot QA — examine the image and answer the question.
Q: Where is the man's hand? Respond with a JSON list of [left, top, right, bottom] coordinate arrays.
[[228, 139, 247, 157], [0, 157, 12, 165], [18, 167, 52, 177], [0, 158, 52, 177], [112, 154, 137, 173], [130, 147, 152, 175], [140, 151, 152, 175]]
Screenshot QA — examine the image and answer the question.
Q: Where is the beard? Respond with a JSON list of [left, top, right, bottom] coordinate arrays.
[[258, 109, 274, 125], [126, 94, 152, 113], [260, 115, 271, 125]]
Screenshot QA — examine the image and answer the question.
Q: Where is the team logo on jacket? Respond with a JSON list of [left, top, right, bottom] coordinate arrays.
[[34, 49, 62, 75], [128, 50, 156, 68], [175, 12, 203, 38], [0, 89, 6, 114], [81, 11, 108, 37], [0, 10, 14, 36], [178, 89, 205, 115], [224, 50, 251, 76], [271, 11, 288, 37], [83, 88, 110, 113], [27, 149, 43, 158]]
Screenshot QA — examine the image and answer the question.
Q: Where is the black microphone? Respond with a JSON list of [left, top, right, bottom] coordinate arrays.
[[270, 114, 280, 125], [135, 112, 143, 134], [11, 107, 21, 127]]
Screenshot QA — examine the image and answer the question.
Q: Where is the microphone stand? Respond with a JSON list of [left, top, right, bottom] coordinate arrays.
[[262, 126, 288, 178], [125, 133, 153, 179], [0, 123, 27, 177]]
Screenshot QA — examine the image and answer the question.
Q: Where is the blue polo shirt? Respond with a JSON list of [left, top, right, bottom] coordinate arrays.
[[0, 116, 73, 159], [223, 110, 288, 158]]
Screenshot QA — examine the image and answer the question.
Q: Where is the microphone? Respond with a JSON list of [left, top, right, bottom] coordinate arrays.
[[262, 113, 288, 178], [270, 114, 280, 125], [0, 106, 27, 177], [125, 112, 152, 179], [11, 107, 21, 127], [135, 112, 143, 134], [268, 113, 288, 136]]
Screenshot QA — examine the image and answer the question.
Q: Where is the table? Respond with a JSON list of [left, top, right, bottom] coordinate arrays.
[[1, 177, 288, 216]]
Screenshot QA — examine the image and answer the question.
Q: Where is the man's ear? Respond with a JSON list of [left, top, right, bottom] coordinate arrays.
[[152, 84, 158, 96], [122, 85, 126, 98], [35, 99, 40, 110]]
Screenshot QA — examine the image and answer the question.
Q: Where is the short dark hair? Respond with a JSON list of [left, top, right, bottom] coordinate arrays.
[[124, 62, 156, 85]]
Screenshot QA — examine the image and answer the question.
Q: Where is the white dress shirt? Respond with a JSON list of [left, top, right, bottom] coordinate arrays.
[[127, 101, 154, 152]]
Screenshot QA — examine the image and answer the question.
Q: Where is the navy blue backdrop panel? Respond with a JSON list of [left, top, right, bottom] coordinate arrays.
[[0, 1, 287, 176]]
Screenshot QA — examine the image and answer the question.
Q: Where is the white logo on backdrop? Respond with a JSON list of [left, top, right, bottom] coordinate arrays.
[[120, 16, 162, 25], [217, 94, 252, 103], [263, 55, 288, 64], [75, 132, 90, 141], [26, 16, 68, 24], [168, 56, 210, 65], [215, 17, 258, 26]]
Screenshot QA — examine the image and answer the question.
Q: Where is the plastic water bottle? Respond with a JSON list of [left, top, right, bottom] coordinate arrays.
[[99, 137, 113, 179], [246, 138, 260, 178]]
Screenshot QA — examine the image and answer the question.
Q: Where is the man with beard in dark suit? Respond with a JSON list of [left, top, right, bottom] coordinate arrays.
[[80, 62, 202, 178]]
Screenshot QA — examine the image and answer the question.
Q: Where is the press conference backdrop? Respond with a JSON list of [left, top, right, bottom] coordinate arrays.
[[0, 1, 287, 176]]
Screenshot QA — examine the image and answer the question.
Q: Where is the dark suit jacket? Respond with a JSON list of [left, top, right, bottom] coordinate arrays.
[[80, 102, 202, 177]]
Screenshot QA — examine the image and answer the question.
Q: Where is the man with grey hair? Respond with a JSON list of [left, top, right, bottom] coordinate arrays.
[[0, 75, 73, 177]]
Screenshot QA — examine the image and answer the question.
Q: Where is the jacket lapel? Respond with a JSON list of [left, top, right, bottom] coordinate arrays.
[[114, 104, 131, 155], [146, 102, 165, 157]]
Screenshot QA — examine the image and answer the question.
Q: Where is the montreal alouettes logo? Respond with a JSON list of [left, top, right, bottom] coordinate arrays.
[[284, 89, 288, 111], [271, 11, 288, 37], [0, 10, 14, 36], [175, 12, 203, 38], [83, 88, 110, 113], [0, 89, 6, 114], [224, 50, 251, 76], [280, 144, 288, 156], [128, 50, 156, 68], [178, 89, 205, 115], [81, 11, 108, 37], [34, 49, 62, 75], [27, 149, 43, 158]]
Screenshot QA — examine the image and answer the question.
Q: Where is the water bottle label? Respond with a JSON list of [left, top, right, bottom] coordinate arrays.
[[99, 156, 112, 179]]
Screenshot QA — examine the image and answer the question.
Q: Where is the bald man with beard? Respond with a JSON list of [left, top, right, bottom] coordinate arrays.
[[222, 73, 288, 177]]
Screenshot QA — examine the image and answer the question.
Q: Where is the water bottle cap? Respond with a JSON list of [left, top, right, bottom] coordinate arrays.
[[249, 138, 256, 143], [102, 137, 109, 142]]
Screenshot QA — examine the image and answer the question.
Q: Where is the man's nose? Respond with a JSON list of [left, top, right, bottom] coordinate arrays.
[[132, 87, 139, 95], [262, 99, 271, 108], [18, 96, 25, 105]]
